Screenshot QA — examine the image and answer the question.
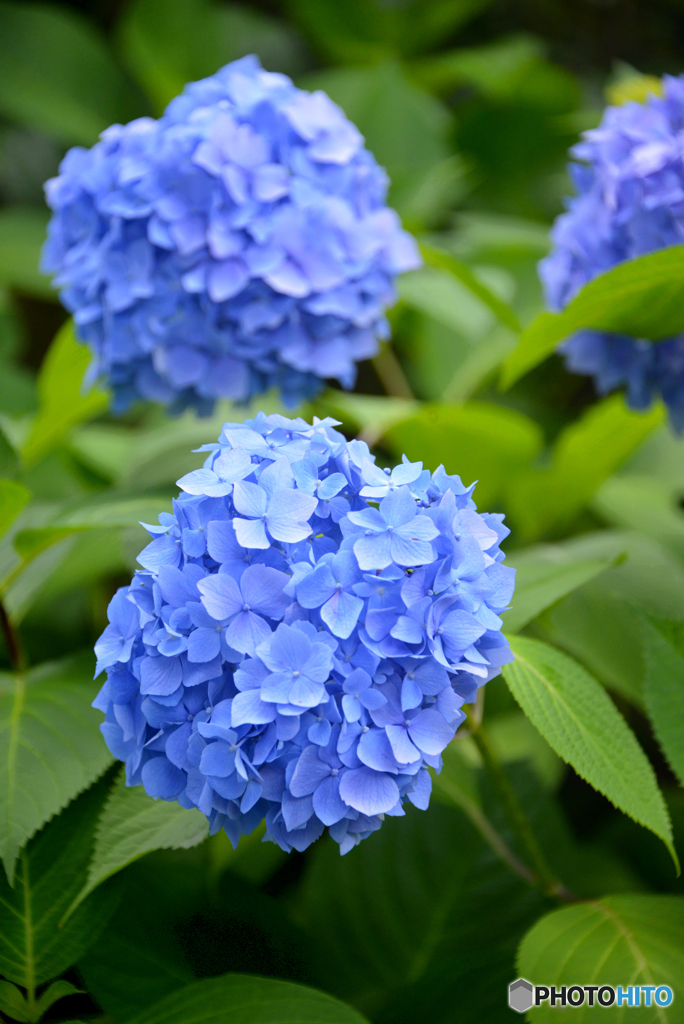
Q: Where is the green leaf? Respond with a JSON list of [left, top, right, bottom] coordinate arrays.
[[593, 475, 684, 561], [414, 34, 579, 113], [0, 207, 52, 298], [13, 494, 172, 564], [123, 974, 370, 1024], [534, 531, 684, 705], [1, 978, 84, 1023], [34, 980, 84, 1021], [0, 777, 122, 989], [507, 394, 663, 541], [0, 651, 112, 884], [502, 246, 684, 388], [419, 242, 521, 333], [21, 321, 109, 468], [287, 0, 490, 62], [296, 796, 547, 1023], [0, 479, 30, 540], [381, 401, 543, 511], [503, 636, 676, 863], [0, 980, 30, 1022], [399, 267, 501, 339], [504, 548, 620, 634], [65, 769, 208, 920], [517, 895, 684, 1022], [643, 618, 684, 789], [119, 0, 305, 114], [0, 1, 140, 145]]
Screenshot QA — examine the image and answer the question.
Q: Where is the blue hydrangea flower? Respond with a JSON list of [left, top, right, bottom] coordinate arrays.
[[41, 56, 420, 414], [540, 74, 684, 429], [93, 413, 515, 854]]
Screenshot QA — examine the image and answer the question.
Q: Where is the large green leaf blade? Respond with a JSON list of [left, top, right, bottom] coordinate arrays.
[[0, 652, 112, 883], [124, 974, 371, 1024], [0, 777, 121, 988], [503, 636, 675, 860], [22, 321, 108, 468], [503, 549, 619, 635], [517, 895, 684, 1022], [66, 770, 208, 918], [507, 395, 663, 542], [0, 479, 30, 540], [643, 618, 684, 788], [501, 246, 684, 388]]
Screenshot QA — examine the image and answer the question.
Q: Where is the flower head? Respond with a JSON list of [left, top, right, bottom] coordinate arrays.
[[540, 74, 684, 430], [93, 412, 514, 854], [42, 56, 420, 414]]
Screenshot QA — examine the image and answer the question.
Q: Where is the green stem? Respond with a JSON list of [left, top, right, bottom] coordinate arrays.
[[372, 343, 415, 400], [0, 599, 24, 673], [469, 721, 575, 902]]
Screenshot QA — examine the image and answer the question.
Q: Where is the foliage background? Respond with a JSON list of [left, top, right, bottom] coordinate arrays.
[[2, 0, 684, 1022]]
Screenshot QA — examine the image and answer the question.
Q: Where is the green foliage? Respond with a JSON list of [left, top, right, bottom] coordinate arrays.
[[67, 769, 208, 918], [0, 652, 112, 883], [643, 618, 684, 788], [0, 1, 140, 145], [0, 778, 121, 990], [124, 974, 371, 1024], [0, 478, 30, 539], [287, 0, 491, 63], [22, 320, 109, 469], [518, 896, 684, 1022], [119, 0, 306, 114], [382, 401, 543, 510], [503, 547, 618, 635], [0, 979, 84, 1023], [0, 207, 51, 298], [419, 241, 522, 332], [507, 395, 664, 541], [503, 637, 675, 861], [296, 793, 548, 1024], [415, 33, 580, 112], [502, 246, 684, 388]]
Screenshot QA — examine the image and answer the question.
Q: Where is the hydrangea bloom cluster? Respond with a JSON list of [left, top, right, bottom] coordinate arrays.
[[93, 414, 514, 854], [540, 73, 684, 430], [41, 56, 419, 414]]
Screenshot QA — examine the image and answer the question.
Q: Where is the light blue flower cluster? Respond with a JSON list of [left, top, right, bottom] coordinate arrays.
[[93, 414, 514, 854], [41, 56, 419, 414], [540, 74, 684, 429]]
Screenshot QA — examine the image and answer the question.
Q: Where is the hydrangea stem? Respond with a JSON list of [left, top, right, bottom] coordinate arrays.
[[0, 599, 24, 673], [372, 342, 415, 399], [469, 718, 575, 902]]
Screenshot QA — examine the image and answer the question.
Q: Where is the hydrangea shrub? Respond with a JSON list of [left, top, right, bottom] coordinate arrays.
[[93, 414, 514, 854], [41, 56, 420, 414], [540, 73, 684, 429]]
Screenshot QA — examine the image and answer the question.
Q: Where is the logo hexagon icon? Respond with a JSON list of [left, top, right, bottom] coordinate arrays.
[[509, 978, 534, 1013]]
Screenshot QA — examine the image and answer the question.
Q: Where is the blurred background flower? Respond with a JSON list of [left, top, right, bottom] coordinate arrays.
[[541, 73, 684, 430]]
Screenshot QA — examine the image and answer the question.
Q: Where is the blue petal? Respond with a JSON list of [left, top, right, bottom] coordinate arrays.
[[338, 766, 400, 815], [141, 756, 186, 799]]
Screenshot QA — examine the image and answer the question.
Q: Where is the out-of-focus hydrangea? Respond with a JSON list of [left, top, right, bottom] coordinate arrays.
[[539, 74, 684, 430], [93, 413, 515, 854], [41, 56, 420, 414]]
